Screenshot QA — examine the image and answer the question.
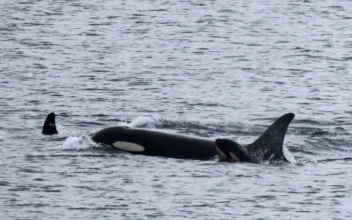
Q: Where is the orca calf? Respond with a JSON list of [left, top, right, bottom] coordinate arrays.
[[42, 112, 295, 163]]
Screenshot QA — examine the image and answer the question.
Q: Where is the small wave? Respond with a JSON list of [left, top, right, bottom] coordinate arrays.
[[302, 156, 352, 164], [76, 121, 106, 127], [289, 126, 350, 138], [318, 157, 352, 163], [154, 119, 245, 137]]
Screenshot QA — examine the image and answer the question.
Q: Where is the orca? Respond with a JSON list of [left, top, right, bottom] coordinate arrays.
[[215, 139, 259, 163], [92, 126, 217, 159], [42, 112, 295, 163], [42, 112, 58, 135], [215, 113, 295, 163]]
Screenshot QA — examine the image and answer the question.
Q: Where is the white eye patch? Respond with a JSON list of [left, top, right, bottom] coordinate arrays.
[[215, 146, 229, 161]]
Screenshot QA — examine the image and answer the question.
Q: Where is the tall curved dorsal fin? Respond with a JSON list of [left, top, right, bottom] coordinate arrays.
[[246, 113, 295, 162], [42, 112, 58, 135]]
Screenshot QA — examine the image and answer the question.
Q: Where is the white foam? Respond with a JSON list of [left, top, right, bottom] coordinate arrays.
[[118, 116, 159, 128], [60, 136, 92, 150]]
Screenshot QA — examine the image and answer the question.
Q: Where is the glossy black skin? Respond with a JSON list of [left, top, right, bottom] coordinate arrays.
[[42, 112, 58, 135], [215, 139, 259, 163], [215, 113, 295, 163], [92, 126, 218, 159]]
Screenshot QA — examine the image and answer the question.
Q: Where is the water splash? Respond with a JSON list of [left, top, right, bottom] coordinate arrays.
[[118, 116, 159, 128], [60, 135, 94, 151]]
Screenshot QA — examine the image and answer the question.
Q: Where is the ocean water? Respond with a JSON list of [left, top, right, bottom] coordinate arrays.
[[1, 0, 352, 219]]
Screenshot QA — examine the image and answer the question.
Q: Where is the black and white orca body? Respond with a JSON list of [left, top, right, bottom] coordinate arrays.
[[92, 126, 216, 159], [42, 112, 295, 163]]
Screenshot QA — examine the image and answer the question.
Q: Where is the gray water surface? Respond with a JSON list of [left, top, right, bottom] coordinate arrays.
[[1, 0, 352, 219]]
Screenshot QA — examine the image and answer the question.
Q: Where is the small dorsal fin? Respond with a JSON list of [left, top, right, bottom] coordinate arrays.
[[42, 112, 58, 135], [246, 113, 295, 162]]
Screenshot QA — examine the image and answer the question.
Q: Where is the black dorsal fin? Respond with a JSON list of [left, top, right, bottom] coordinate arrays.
[[42, 112, 58, 135], [246, 113, 295, 162]]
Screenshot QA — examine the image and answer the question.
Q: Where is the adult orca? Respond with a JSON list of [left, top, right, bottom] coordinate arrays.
[[215, 113, 294, 163], [42, 112, 295, 163]]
